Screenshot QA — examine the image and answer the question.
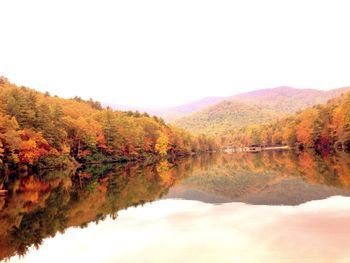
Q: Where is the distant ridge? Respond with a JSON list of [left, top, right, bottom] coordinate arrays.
[[229, 86, 350, 110], [173, 86, 350, 135], [103, 96, 224, 122], [104, 86, 350, 126]]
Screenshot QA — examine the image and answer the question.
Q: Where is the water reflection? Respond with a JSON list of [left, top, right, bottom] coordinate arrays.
[[8, 197, 350, 263], [1, 150, 350, 261], [166, 151, 350, 205]]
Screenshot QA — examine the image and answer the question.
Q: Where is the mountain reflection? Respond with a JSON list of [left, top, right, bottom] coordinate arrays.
[[1, 150, 350, 260], [165, 150, 350, 205]]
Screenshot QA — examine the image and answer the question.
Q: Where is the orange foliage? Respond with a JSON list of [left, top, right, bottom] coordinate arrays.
[[18, 129, 54, 165]]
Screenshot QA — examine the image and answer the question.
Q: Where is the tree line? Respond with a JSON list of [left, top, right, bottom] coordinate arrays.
[[0, 77, 217, 168]]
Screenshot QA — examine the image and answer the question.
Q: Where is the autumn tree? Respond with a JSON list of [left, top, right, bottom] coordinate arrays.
[[155, 132, 169, 157]]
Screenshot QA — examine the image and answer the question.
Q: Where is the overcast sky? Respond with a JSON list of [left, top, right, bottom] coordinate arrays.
[[1, 0, 350, 108]]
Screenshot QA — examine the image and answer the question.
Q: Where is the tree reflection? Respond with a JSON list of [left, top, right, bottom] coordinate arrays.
[[0, 151, 350, 260]]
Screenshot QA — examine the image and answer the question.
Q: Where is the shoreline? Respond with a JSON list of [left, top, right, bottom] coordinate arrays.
[[222, 145, 290, 153]]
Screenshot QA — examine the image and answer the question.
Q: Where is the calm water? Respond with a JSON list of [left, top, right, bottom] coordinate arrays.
[[1, 150, 350, 262]]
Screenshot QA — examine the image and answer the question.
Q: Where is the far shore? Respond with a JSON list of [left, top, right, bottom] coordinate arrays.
[[223, 145, 290, 153]]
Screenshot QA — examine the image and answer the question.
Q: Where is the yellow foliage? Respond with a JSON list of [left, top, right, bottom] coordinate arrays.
[[155, 132, 169, 157]]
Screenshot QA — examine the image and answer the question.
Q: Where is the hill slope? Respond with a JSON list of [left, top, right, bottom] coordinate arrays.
[[174, 86, 350, 135], [224, 91, 350, 149], [173, 100, 278, 135], [104, 86, 350, 124], [0, 77, 214, 168]]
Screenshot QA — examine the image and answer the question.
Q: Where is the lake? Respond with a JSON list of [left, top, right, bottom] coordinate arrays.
[[1, 150, 350, 262]]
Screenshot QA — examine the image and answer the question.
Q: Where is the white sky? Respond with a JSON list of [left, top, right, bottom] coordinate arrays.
[[1, 0, 350, 108]]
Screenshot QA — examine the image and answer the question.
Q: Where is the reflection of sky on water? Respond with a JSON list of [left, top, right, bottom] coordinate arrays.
[[9, 196, 350, 263]]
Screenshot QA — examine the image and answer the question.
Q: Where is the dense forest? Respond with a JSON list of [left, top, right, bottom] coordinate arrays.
[[221, 91, 350, 150], [2, 75, 350, 170], [0, 77, 216, 169], [174, 100, 278, 135], [174, 86, 349, 136]]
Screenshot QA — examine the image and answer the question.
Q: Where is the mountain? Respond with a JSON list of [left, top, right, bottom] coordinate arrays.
[[224, 89, 350, 149], [103, 97, 224, 122], [104, 86, 350, 126], [228, 86, 350, 114], [174, 86, 350, 135], [173, 100, 278, 136]]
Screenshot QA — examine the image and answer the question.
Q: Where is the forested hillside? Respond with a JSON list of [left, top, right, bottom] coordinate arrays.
[[174, 100, 278, 135], [0, 77, 216, 168], [174, 86, 350, 135], [221, 91, 350, 150]]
